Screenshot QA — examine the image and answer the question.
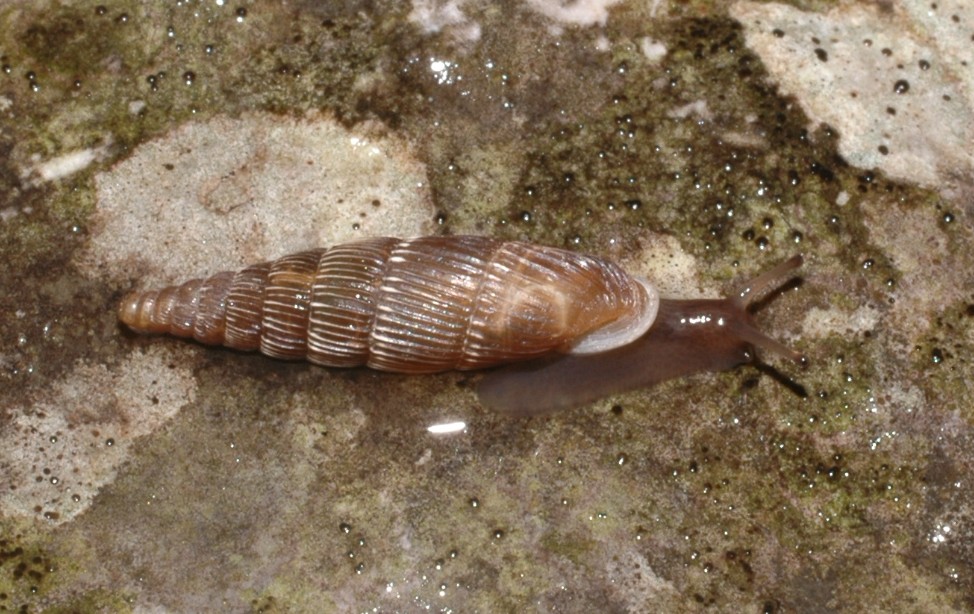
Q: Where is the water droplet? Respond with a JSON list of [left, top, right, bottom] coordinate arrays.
[[919, 59, 930, 70], [95, 5, 107, 15], [862, 258, 874, 269], [183, 71, 195, 86], [468, 497, 479, 508], [339, 522, 351, 533], [205, 44, 215, 54], [492, 529, 504, 539], [105, 438, 114, 446], [932, 348, 944, 364], [893, 79, 909, 94], [943, 212, 954, 224], [236, 7, 247, 22]]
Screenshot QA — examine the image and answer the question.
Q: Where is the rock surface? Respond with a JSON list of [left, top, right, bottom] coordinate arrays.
[[1, 0, 972, 611]]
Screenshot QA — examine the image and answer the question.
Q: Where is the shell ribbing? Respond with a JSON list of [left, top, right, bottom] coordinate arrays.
[[118, 236, 653, 373]]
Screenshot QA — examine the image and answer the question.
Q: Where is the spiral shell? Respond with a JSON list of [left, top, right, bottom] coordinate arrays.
[[119, 236, 658, 373]]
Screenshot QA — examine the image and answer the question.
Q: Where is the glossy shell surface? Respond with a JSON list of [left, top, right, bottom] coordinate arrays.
[[119, 236, 655, 373]]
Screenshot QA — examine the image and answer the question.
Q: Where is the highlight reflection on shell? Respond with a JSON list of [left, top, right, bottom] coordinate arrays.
[[119, 236, 655, 373]]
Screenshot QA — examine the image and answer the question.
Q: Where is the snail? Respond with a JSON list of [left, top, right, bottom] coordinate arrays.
[[118, 235, 804, 415]]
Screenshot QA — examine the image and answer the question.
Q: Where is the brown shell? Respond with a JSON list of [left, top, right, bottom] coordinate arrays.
[[118, 236, 649, 373]]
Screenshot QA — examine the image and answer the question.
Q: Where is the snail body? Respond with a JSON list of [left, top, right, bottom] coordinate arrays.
[[119, 235, 803, 414], [477, 257, 804, 414]]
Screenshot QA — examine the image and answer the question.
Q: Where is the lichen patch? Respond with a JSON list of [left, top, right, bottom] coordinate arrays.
[[0, 346, 197, 525], [78, 112, 435, 288], [525, 0, 624, 27], [624, 232, 713, 298], [732, 1, 974, 192]]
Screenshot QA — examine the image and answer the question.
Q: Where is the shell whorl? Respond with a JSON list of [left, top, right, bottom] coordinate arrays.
[[118, 236, 656, 373]]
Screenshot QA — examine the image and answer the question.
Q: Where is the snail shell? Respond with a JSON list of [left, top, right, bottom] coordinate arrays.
[[119, 236, 659, 374]]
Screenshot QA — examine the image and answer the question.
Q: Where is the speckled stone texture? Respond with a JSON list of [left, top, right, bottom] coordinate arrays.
[[1, 0, 972, 611]]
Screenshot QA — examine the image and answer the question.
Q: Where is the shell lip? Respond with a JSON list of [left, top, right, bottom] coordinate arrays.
[[568, 277, 660, 355]]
